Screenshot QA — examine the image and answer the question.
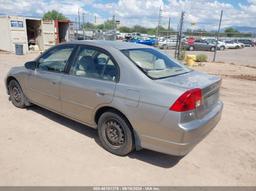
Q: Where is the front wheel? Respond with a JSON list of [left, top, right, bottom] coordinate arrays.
[[163, 44, 168, 50], [220, 46, 225, 51], [210, 47, 216, 51], [98, 111, 134, 156], [8, 80, 27, 108]]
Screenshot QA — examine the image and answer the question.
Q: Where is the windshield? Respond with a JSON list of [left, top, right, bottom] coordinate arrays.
[[121, 48, 191, 79]]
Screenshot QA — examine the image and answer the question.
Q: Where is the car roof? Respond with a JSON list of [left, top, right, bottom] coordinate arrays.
[[65, 40, 150, 50]]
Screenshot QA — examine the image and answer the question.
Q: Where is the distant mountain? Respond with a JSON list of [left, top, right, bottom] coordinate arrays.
[[230, 26, 256, 34]]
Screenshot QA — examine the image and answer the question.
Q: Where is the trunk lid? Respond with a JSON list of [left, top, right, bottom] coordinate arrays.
[[158, 70, 221, 117]]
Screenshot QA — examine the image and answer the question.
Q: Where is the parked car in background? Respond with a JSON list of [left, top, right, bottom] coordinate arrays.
[[185, 39, 216, 51], [232, 40, 245, 48], [252, 39, 256, 46], [185, 36, 195, 46], [130, 36, 158, 46], [236, 39, 254, 47], [5, 40, 223, 156], [206, 39, 226, 50], [158, 38, 177, 49], [124, 34, 133, 42], [224, 40, 242, 49]]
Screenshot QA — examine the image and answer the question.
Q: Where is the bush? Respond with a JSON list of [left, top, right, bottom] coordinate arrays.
[[196, 54, 208, 62], [178, 50, 186, 61]]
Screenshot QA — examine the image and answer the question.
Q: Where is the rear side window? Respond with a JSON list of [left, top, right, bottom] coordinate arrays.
[[70, 46, 118, 82], [121, 48, 190, 79]]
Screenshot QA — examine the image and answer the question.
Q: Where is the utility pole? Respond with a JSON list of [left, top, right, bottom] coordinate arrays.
[[112, 15, 116, 30], [156, 6, 162, 37], [213, 10, 223, 62], [75, 18, 78, 40], [82, 12, 85, 40], [168, 17, 171, 38], [175, 11, 185, 59], [112, 15, 116, 40], [78, 8, 80, 30]]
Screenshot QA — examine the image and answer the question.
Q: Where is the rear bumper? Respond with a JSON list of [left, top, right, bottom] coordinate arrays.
[[141, 101, 223, 156]]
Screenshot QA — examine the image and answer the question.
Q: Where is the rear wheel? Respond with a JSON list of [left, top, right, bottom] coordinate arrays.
[[98, 111, 134, 156], [210, 47, 215, 51], [8, 80, 27, 108]]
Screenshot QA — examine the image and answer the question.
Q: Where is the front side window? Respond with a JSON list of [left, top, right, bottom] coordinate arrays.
[[121, 48, 190, 79], [38, 46, 74, 73], [70, 46, 118, 82]]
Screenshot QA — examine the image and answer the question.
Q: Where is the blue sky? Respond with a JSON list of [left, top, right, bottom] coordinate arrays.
[[0, 0, 255, 30], [220, 0, 247, 7]]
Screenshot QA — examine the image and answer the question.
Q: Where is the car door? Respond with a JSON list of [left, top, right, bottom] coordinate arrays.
[[27, 44, 75, 113], [194, 40, 202, 50], [200, 40, 209, 50], [60, 45, 118, 124], [170, 39, 177, 48]]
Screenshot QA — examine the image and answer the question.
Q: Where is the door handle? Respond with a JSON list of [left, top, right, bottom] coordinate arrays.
[[51, 81, 57, 85], [96, 91, 106, 96]]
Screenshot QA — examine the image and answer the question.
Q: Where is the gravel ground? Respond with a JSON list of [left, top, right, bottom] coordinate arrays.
[[0, 50, 255, 186]]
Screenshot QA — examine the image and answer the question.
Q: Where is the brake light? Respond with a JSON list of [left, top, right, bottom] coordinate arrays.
[[169, 88, 202, 112]]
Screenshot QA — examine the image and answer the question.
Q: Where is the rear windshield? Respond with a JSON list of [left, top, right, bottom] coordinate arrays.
[[121, 48, 190, 79]]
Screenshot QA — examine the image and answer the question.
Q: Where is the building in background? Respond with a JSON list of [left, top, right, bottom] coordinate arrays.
[[0, 15, 74, 54]]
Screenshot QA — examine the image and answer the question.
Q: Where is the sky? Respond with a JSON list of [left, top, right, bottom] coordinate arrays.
[[0, 0, 255, 30]]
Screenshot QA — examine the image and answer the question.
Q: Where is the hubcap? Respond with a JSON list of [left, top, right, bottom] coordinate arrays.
[[105, 120, 125, 147], [12, 86, 21, 102]]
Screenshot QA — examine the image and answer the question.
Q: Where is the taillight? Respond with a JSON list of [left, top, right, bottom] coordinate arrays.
[[169, 88, 202, 112]]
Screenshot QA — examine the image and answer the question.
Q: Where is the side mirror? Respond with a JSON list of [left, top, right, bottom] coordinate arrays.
[[25, 61, 36, 70]]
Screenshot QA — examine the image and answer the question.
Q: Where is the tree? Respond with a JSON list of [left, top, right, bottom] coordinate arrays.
[[119, 26, 131, 33], [133, 25, 148, 34], [95, 20, 115, 30], [147, 28, 156, 35], [43, 10, 67, 20], [82, 22, 95, 30], [224, 27, 239, 37]]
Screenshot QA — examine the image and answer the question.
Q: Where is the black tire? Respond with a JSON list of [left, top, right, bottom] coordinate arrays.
[[163, 44, 168, 50], [220, 46, 225, 51], [98, 111, 134, 156], [8, 80, 27, 108], [210, 47, 215, 51], [189, 46, 194, 51]]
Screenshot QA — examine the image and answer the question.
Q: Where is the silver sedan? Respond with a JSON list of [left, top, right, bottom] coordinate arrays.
[[5, 40, 223, 156]]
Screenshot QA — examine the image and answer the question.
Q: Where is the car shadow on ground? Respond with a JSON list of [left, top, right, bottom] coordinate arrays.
[[128, 150, 183, 168], [27, 105, 183, 168]]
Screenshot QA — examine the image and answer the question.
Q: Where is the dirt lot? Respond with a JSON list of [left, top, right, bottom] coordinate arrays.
[[167, 46, 256, 66], [0, 50, 256, 186]]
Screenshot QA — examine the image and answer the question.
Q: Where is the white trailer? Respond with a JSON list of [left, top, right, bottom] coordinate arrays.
[[0, 15, 74, 53], [0, 15, 29, 53]]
